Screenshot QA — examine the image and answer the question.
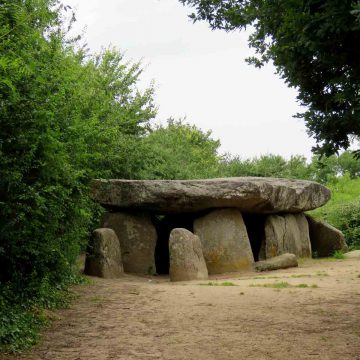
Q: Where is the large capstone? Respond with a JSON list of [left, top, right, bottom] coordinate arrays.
[[101, 211, 157, 274], [91, 177, 330, 214], [306, 216, 348, 257], [169, 228, 208, 282], [263, 213, 312, 259], [194, 209, 254, 274], [84, 228, 123, 278]]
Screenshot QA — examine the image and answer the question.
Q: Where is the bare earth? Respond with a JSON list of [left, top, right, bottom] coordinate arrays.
[[9, 258, 360, 360]]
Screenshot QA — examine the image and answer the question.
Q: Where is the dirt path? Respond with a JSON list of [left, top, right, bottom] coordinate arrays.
[[9, 258, 360, 360]]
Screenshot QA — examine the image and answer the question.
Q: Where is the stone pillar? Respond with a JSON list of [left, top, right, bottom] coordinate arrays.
[[306, 215, 348, 257], [84, 228, 123, 278], [263, 213, 312, 259], [102, 211, 157, 274], [169, 228, 208, 282], [194, 208, 254, 274]]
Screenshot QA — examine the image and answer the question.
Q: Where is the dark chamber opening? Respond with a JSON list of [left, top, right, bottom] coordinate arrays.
[[242, 213, 266, 261], [153, 213, 195, 274], [152, 210, 266, 274]]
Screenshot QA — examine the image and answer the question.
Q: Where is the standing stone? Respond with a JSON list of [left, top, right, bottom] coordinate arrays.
[[84, 228, 123, 278], [263, 215, 287, 258], [102, 212, 157, 274], [263, 213, 312, 259], [295, 213, 312, 257], [193, 209, 254, 274], [306, 216, 348, 257], [169, 228, 208, 282], [153, 213, 195, 275]]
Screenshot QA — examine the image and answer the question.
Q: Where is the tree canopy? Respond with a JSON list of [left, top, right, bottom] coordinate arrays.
[[140, 119, 221, 180], [179, 0, 360, 156]]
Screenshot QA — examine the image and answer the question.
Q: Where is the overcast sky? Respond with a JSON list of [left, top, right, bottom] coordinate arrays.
[[65, 0, 317, 160]]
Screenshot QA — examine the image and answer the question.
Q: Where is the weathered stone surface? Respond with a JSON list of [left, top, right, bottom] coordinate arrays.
[[169, 228, 208, 282], [295, 214, 312, 257], [344, 250, 360, 259], [84, 228, 123, 278], [91, 177, 330, 214], [255, 253, 298, 272], [193, 209, 254, 274], [307, 216, 348, 257], [263, 213, 312, 259], [101, 212, 157, 274]]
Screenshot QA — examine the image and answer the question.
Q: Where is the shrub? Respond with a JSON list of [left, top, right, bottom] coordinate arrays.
[[309, 175, 360, 249]]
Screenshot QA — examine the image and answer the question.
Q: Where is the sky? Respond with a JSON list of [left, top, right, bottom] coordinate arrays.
[[65, 0, 317, 160]]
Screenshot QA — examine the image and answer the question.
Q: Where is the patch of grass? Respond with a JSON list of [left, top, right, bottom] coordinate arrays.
[[315, 271, 329, 277], [250, 282, 319, 289], [221, 281, 236, 286], [199, 281, 236, 286], [90, 296, 104, 303], [295, 283, 318, 288], [250, 281, 290, 289], [291, 274, 311, 278], [333, 250, 345, 259], [296, 283, 310, 288]]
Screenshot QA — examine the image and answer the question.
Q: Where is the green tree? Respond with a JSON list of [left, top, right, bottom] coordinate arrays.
[[220, 154, 311, 179], [0, 0, 157, 351], [140, 119, 221, 179], [308, 150, 360, 182], [180, 0, 360, 156], [0, 0, 155, 303]]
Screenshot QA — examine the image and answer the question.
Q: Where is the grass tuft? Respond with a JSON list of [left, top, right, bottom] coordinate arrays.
[[333, 250, 345, 259], [250, 282, 319, 289]]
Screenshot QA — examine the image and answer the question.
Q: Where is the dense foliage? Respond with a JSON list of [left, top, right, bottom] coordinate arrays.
[[309, 175, 360, 249], [0, 0, 156, 351], [140, 119, 221, 180], [179, 0, 360, 156]]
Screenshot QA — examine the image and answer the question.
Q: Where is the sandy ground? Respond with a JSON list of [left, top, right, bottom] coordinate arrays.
[[7, 258, 360, 360]]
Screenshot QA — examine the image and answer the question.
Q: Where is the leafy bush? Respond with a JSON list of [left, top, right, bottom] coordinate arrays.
[[0, 274, 87, 352], [0, 0, 155, 352], [140, 119, 222, 180], [309, 175, 360, 249]]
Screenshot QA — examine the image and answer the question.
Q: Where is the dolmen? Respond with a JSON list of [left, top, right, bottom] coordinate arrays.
[[85, 177, 348, 280]]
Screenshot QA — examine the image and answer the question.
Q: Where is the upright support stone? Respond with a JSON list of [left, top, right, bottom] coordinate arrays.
[[263, 213, 312, 259], [169, 228, 208, 282], [295, 214, 312, 257], [84, 228, 123, 278], [306, 216, 348, 257], [194, 209, 254, 274], [102, 212, 157, 274]]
